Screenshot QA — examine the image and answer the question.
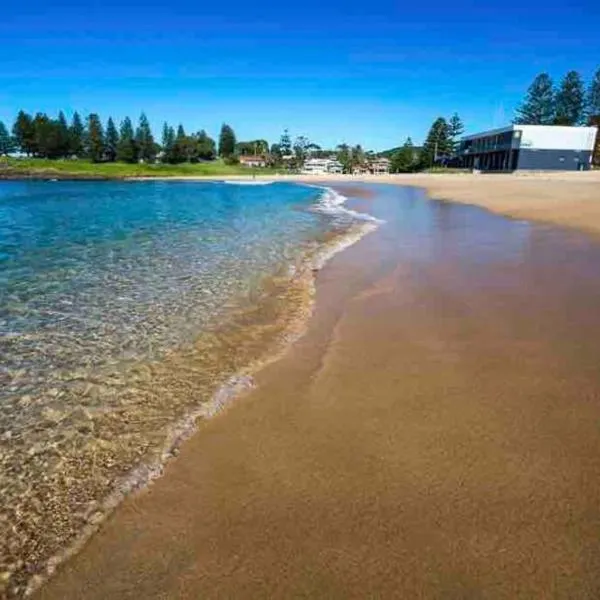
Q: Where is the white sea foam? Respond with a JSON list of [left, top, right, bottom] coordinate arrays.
[[222, 180, 275, 185], [309, 185, 384, 224]]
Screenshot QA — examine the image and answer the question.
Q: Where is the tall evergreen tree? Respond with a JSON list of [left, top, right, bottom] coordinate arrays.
[[391, 137, 417, 173], [69, 112, 85, 157], [161, 122, 176, 163], [421, 117, 451, 168], [589, 115, 600, 167], [554, 71, 586, 125], [587, 68, 600, 118], [105, 117, 119, 162], [135, 112, 156, 162], [116, 117, 138, 163], [218, 124, 236, 157], [279, 129, 292, 155], [0, 121, 16, 155], [448, 113, 465, 152], [32, 112, 53, 157], [12, 111, 35, 155], [514, 73, 555, 125], [56, 111, 70, 158], [86, 114, 105, 162], [171, 124, 189, 163]]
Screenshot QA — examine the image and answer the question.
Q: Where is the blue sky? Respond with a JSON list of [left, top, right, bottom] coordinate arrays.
[[1, 0, 599, 150]]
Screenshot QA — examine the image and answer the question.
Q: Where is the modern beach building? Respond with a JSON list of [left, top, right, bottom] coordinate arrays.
[[459, 124, 598, 172]]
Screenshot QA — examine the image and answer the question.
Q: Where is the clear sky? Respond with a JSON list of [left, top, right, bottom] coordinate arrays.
[[1, 0, 599, 150]]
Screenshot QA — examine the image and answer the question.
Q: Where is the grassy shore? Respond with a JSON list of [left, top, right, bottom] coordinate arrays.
[[0, 157, 277, 179]]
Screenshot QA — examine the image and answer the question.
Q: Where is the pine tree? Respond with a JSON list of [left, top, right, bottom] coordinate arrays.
[[105, 117, 119, 162], [0, 121, 16, 155], [32, 112, 52, 157], [171, 124, 189, 163], [448, 113, 465, 152], [554, 71, 585, 125], [86, 114, 105, 162], [161, 122, 176, 163], [12, 111, 35, 156], [391, 137, 416, 173], [421, 117, 451, 168], [69, 112, 85, 157], [116, 117, 138, 163], [279, 129, 292, 155], [514, 73, 555, 125], [136, 112, 156, 162], [218, 124, 236, 158], [587, 68, 600, 119], [56, 111, 70, 158], [589, 116, 600, 166]]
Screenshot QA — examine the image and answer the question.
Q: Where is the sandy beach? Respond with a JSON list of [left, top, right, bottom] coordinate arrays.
[[38, 175, 600, 599]]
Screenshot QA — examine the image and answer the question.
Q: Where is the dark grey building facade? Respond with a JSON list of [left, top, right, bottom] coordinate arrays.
[[458, 125, 597, 172]]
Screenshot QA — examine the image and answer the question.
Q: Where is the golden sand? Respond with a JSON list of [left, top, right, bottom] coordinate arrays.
[[38, 176, 600, 599]]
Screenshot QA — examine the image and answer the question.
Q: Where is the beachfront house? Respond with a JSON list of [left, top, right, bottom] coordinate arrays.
[[459, 124, 598, 172], [239, 155, 267, 168], [369, 157, 391, 174], [301, 157, 343, 175]]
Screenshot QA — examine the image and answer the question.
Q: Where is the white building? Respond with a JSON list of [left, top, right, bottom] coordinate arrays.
[[370, 157, 391, 174], [239, 155, 267, 168], [301, 158, 343, 175], [459, 124, 598, 171]]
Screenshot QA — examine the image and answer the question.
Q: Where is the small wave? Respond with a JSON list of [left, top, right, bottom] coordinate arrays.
[[222, 180, 275, 186], [310, 186, 384, 224]]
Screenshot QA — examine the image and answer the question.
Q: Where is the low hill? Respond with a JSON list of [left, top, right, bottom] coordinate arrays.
[[378, 146, 423, 159]]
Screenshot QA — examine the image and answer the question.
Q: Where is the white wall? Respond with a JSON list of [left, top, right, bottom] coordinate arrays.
[[518, 126, 597, 151]]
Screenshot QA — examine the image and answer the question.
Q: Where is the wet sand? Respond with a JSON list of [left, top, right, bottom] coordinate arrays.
[[293, 171, 600, 237], [38, 184, 600, 599]]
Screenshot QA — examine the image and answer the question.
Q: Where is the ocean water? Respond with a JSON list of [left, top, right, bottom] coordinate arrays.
[[0, 180, 376, 595]]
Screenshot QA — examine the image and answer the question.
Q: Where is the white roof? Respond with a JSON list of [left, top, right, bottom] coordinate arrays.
[[462, 124, 598, 151]]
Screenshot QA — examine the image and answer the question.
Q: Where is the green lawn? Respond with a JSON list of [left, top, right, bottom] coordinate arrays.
[[0, 157, 278, 179]]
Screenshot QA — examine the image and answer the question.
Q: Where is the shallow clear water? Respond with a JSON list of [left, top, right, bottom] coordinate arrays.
[[0, 179, 368, 595], [0, 181, 340, 395]]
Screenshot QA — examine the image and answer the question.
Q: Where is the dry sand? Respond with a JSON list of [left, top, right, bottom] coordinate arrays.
[[38, 176, 600, 599]]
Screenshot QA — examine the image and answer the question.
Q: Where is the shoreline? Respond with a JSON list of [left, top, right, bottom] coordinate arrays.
[[4, 171, 599, 238], [1, 183, 379, 598], [37, 181, 600, 599]]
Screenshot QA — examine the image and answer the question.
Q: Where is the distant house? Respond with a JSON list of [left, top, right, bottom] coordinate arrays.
[[459, 124, 598, 171], [239, 155, 267, 168], [369, 157, 391, 174], [302, 157, 343, 175], [352, 163, 370, 175]]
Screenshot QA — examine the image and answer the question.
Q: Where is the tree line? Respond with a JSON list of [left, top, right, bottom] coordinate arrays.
[[515, 68, 600, 125], [0, 110, 246, 164], [387, 113, 464, 172]]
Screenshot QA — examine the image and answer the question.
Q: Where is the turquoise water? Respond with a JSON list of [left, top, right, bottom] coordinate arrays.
[[0, 181, 346, 395], [0, 179, 370, 595]]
